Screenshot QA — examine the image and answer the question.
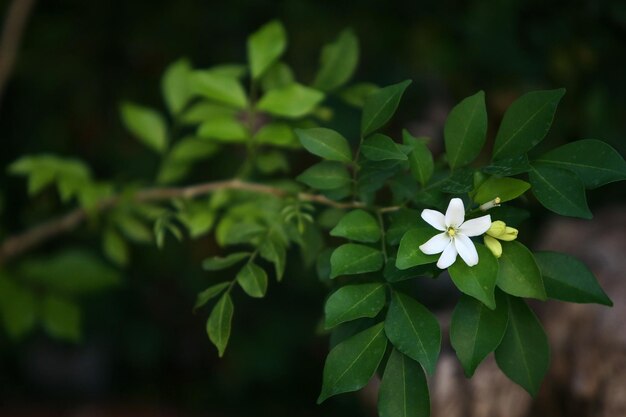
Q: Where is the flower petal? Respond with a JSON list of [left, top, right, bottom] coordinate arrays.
[[421, 209, 446, 231], [455, 234, 479, 266], [419, 232, 450, 255], [445, 198, 465, 228], [436, 241, 458, 269], [459, 215, 492, 237]]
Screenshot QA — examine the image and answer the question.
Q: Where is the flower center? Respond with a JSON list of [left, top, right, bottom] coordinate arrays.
[[447, 227, 457, 237]]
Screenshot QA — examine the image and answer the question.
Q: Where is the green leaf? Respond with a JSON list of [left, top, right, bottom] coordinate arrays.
[[207, 293, 234, 357], [395, 227, 439, 270], [180, 102, 237, 125], [248, 20, 287, 79], [0, 277, 37, 340], [102, 228, 129, 266], [450, 293, 509, 377], [196, 116, 248, 142], [259, 237, 286, 281], [255, 123, 299, 148], [378, 349, 430, 417], [202, 252, 251, 271], [385, 291, 441, 375], [492, 88, 566, 160], [260, 61, 294, 91], [161, 58, 192, 115], [534, 251, 612, 306], [474, 176, 531, 204], [318, 322, 387, 403], [256, 150, 289, 174], [386, 209, 422, 246], [338, 83, 379, 108], [313, 29, 359, 92], [535, 139, 626, 189], [439, 167, 474, 193], [188, 70, 247, 109], [449, 244, 499, 309], [384, 260, 434, 282], [330, 244, 384, 278], [295, 128, 352, 162], [120, 102, 168, 153], [297, 161, 351, 190], [403, 131, 434, 186], [361, 134, 409, 161], [257, 83, 325, 118], [324, 283, 386, 328], [194, 282, 230, 310], [529, 164, 592, 219], [361, 80, 412, 137], [482, 154, 531, 176], [236, 262, 268, 298], [41, 295, 81, 342], [496, 241, 546, 300], [444, 91, 487, 169], [495, 294, 549, 396], [330, 209, 380, 243], [115, 213, 152, 243]]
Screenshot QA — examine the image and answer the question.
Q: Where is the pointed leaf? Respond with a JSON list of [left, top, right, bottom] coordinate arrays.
[[207, 293, 234, 357], [194, 282, 230, 309], [295, 128, 352, 162], [330, 209, 380, 243], [324, 283, 386, 329], [202, 252, 251, 271], [529, 164, 592, 219], [444, 90, 487, 168], [297, 161, 351, 190], [361, 80, 412, 136], [313, 29, 359, 92], [236, 263, 268, 298], [188, 70, 247, 109], [395, 227, 439, 270], [248, 20, 287, 79], [497, 241, 546, 300], [378, 349, 430, 417], [403, 131, 434, 186], [120, 102, 168, 153], [474, 176, 531, 204], [257, 83, 324, 118], [330, 244, 383, 278], [449, 244, 499, 309], [161, 58, 192, 115], [361, 134, 408, 161]]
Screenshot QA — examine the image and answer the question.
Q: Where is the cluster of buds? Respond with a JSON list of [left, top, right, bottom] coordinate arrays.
[[483, 220, 518, 258]]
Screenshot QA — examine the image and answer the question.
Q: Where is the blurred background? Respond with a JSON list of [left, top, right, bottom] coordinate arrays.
[[1, 0, 625, 416]]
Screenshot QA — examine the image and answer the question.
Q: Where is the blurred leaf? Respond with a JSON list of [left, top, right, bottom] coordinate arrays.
[[203, 252, 250, 271], [180, 102, 237, 125], [259, 236, 287, 281], [338, 83, 379, 108], [295, 128, 352, 162], [41, 295, 81, 342], [361, 80, 411, 137], [257, 83, 325, 118], [194, 282, 230, 310], [497, 241, 546, 300], [324, 283, 386, 328], [444, 90, 487, 169], [207, 293, 234, 357], [529, 164, 592, 219], [102, 228, 129, 266], [261, 61, 294, 91], [256, 151, 289, 174], [449, 244, 498, 309], [0, 276, 37, 340], [330, 209, 380, 243], [248, 20, 287, 79], [189, 70, 247, 109], [378, 349, 430, 417], [313, 29, 359, 92], [120, 102, 168, 153], [474, 177, 531, 204], [236, 262, 268, 298], [255, 123, 299, 148], [403, 131, 434, 186], [361, 134, 409, 161], [330, 244, 383, 278], [196, 116, 248, 142], [161, 58, 192, 115], [115, 213, 153, 243], [297, 161, 351, 190]]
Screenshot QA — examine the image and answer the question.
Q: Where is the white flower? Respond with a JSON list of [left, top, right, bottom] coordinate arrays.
[[419, 198, 492, 269]]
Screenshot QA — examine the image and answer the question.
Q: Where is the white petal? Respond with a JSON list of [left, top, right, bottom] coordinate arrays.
[[436, 241, 458, 269], [459, 215, 492, 237], [419, 232, 450, 255], [454, 234, 479, 266], [445, 198, 465, 228], [421, 209, 446, 231]]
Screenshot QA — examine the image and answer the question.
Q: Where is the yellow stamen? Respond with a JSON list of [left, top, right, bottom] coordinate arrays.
[[447, 227, 456, 237]]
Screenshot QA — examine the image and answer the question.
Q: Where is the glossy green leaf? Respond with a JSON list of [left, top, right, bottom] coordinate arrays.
[[361, 80, 412, 137], [535, 139, 626, 189], [41, 295, 81, 342], [403, 130, 434, 186], [385, 291, 441, 375], [248, 20, 287, 79], [330, 209, 380, 243], [207, 293, 234, 357], [449, 244, 499, 309], [439, 167, 475, 193], [330, 243, 384, 278], [383, 260, 434, 282], [450, 293, 509, 377], [188, 70, 247, 109], [313, 29, 359, 92], [339, 82, 379, 108], [297, 161, 351, 190], [120, 102, 168, 153], [444, 91, 487, 169], [378, 349, 430, 417], [196, 116, 248, 142], [386, 209, 422, 246], [161, 58, 192, 115], [493, 88, 565, 160], [295, 128, 352, 162], [202, 252, 251, 271], [236, 262, 268, 298], [194, 282, 230, 310], [495, 295, 549, 396], [534, 251, 612, 306], [529, 164, 592, 219], [324, 283, 386, 328], [395, 227, 439, 270], [361, 134, 408, 161], [482, 154, 531, 176], [474, 176, 531, 204], [257, 83, 324, 118], [318, 322, 387, 403], [497, 241, 546, 300]]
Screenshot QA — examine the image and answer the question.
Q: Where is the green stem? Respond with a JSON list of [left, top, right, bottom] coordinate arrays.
[[376, 210, 388, 263]]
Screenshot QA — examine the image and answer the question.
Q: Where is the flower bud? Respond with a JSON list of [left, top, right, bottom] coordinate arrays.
[[479, 197, 501, 211], [498, 226, 519, 241], [486, 220, 506, 238], [484, 235, 502, 258]]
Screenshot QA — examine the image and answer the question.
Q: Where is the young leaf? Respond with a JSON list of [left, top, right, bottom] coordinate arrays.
[[261, 61, 294, 92], [197, 116, 248, 142], [41, 295, 81, 342], [535, 139, 626, 189], [473, 176, 531, 204], [255, 123, 299, 148], [194, 282, 230, 310], [495, 295, 549, 396], [330, 209, 381, 243], [403, 131, 434, 186], [492, 88, 566, 160], [313, 29, 359, 92], [361, 80, 412, 137], [324, 283, 386, 328], [339, 82, 379, 108], [529, 164, 592, 219], [296, 161, 351, 190], [534, 251, 612, 306], [378, 349, 430, 417], [188, 70, 247, 109], [207, 293, 234, 357], [444, 90, 487, 169], [450, 293, 509, 377], [120, 102, 168, 153], [448, 244, 499, 309], [395, 227, 439, 270], [256, 83, 324, 118], [384, 291, 441, 375], [202, 252, 251, 271], [497, 241, 546, 300], [318, 322, 387, 403], [161, 58, 192, 115], [247, 20, 287, 80], [361, 134, 409, 161], [330, 244, 384, 278], [236, 263, 268, 298], [295, 128, 352, 162]]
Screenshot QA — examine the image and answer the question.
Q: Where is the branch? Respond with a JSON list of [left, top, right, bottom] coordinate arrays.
[[0, 179, 397, 265]]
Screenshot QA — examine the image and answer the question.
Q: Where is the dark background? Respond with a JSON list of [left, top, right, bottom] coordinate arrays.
[[0, 0, 625, 416]]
